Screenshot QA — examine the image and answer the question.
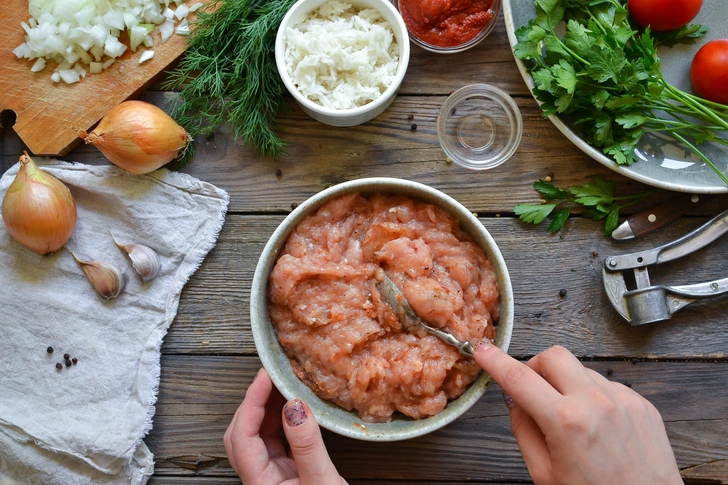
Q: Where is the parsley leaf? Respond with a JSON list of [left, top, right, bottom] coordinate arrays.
[[515, 177, 657, 235], [514, 203, 557, 224]]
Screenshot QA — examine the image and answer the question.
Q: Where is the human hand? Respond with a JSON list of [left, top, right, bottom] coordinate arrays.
[[473, 341, 682, 485], [224, 368, 348, 485]]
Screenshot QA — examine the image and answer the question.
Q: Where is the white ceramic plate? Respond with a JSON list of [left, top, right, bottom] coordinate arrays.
[[503, 0, 728, 193]]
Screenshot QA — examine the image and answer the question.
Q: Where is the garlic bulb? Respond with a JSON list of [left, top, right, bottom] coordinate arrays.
[[110, 231, 160, 282], [69, 250, 125, 299]]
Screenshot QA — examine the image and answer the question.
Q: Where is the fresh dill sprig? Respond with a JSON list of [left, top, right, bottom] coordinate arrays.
[[164, 0, 296, 166]]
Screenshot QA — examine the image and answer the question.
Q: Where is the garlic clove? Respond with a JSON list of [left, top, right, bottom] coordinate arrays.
[[68, 250, 125, 300], [109, 231, 161, 282]]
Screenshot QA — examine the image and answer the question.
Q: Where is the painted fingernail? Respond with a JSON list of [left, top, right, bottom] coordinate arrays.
[[474, 338, 493, 353], [502, 392, 514, 410], [284, 399, 308, 427]]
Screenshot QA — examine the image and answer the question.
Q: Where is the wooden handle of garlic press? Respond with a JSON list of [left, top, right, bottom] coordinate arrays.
[[625, 194, 713, 238]]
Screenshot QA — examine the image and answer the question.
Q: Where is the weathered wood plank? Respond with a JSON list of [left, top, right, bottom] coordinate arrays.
[[6, 90, 726, 216], [155, 356, 728, 423], [682, 460, 728, 484], [148, 479, 532, 485], [146, 356, 728, 482], [53, 92, 728, 216], [164, 215, 728, 358]]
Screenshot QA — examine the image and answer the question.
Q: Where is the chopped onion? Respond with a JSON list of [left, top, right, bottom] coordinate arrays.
[[58, 69, 80, 84], [31, 57, 46, 72], [138, 50, 155, 64], [13, 43, 31, 59], [174, 4, 189, 20], [175, 19, 189, 36], [160, 19, 175, 42], [16, 0, 196, 84]]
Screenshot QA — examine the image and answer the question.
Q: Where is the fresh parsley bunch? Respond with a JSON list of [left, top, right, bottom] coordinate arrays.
[[514, 177, 656, 234], [514, 0, 728, 185]]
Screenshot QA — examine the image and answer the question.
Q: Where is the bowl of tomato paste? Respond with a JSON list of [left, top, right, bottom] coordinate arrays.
[[393, 0, 501, 53]]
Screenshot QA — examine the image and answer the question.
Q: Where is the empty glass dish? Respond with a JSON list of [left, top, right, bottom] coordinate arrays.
[[437, 84, 523, 170]]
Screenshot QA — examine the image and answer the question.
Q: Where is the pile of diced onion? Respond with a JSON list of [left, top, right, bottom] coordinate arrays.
[[13, 0, 203, 84]]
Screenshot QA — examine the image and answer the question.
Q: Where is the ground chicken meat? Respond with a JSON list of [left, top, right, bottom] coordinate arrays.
[[268, 193, 499, 423]]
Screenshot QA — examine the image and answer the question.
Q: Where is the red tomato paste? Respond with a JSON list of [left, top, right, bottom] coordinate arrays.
[[399, 0, 495, 48]]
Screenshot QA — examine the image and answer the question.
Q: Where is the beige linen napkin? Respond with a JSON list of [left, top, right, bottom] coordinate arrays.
[[0, 159, 229, 485]]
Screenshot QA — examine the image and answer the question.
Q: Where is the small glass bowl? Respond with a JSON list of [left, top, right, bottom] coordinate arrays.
[[437, 84, 522, 170], [392, 0, 501, 54]]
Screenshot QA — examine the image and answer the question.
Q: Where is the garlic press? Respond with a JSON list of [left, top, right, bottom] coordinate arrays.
[[602, 209, 728, 326]]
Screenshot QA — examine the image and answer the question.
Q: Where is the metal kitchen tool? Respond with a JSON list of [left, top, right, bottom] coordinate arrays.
[[378, 274, 474, 357], [603, 209, 728, 325]]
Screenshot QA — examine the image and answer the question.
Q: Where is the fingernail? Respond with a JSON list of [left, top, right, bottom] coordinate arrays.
[[284, 398, 308, 427], [502, 392, 514, 410], [474, 338, 493, 353]]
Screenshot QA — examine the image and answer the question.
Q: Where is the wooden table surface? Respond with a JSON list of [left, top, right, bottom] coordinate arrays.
[[2, 8, 728, 484]]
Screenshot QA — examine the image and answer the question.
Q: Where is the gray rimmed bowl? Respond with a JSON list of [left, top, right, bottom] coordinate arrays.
[[250, 177, 514, 441]]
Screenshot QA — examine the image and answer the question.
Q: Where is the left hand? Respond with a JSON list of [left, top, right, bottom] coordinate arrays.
[[223, 368, 348, 485]]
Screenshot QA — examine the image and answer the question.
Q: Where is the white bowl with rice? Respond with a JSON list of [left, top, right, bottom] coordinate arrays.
[[275, 0, 410, 126]]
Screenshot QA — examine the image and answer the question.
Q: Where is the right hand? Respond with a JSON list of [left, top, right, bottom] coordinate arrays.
[[473, 341, 682, 485]]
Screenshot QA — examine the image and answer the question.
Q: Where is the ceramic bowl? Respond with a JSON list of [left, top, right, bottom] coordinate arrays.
[[250, 177, 514, 441], [274, 0, 410, 127]]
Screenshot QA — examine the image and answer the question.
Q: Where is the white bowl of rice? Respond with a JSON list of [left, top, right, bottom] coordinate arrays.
[[275, 0, 410, 126]]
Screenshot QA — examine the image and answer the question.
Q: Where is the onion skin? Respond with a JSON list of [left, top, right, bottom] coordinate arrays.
[[79, 100, 191, 175], [2, 153, 77, 255]]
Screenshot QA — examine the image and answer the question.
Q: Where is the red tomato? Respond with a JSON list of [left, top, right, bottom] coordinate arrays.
[[628, 0, 702, 31], [691, 39, 728, 105]]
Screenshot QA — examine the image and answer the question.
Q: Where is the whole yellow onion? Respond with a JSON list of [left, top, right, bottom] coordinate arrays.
[[2, 153, 77, 255], [79, 100, 192, 175]]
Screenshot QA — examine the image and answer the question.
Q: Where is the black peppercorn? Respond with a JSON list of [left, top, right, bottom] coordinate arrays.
[[72, 357, 78, 365], [47, 346, 53, 354], [407, 114, 414, 120], [410, 123, 417, 131], [275, 169, 283, 179], [559, 288, 567, 298], [63, 353, 70, 360], [291, 202, 298, 210], [56, 363, 62, 370], [65, 359, 72, 367], [606, 368, 614, 376]]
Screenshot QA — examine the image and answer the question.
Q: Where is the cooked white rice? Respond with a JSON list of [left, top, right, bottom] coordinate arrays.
[[284, 0, 399, 110]]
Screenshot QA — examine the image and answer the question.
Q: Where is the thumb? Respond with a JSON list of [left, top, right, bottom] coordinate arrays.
[[282, 398, 341, 485]]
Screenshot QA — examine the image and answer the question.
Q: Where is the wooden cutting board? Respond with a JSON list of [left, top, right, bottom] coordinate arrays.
[[0, 1, 196, 156]]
